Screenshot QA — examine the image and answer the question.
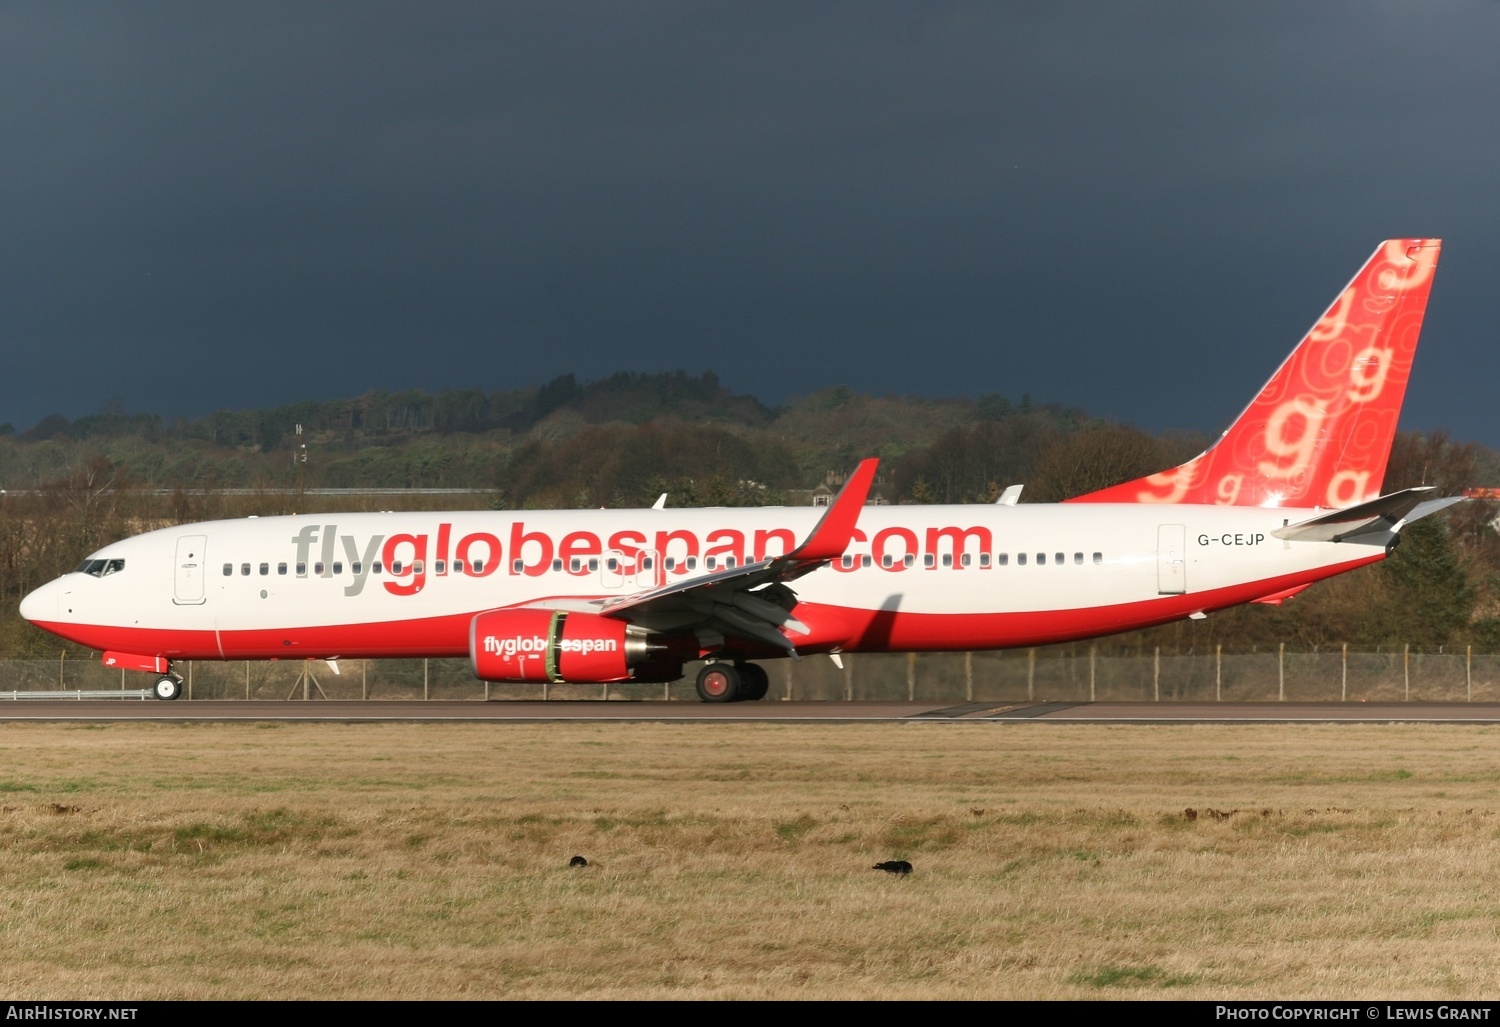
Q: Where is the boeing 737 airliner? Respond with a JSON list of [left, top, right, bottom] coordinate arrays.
[[20, 239, 1458, 701]]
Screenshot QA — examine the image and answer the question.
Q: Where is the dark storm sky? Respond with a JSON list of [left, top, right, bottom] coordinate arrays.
[[3, 2, 1499, 442]]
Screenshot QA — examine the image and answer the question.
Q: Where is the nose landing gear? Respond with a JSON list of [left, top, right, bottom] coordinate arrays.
[[152, 674, 183, 701]]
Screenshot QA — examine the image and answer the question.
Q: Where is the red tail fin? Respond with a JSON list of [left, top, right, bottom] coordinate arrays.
[[1067, 238, 1442, 508]]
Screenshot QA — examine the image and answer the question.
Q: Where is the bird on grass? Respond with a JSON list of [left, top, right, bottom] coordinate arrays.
[[873, 860, 912, 874], [569, 855, 588, 867]]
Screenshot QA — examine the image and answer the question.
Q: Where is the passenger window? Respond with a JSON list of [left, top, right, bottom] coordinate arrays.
[[391, 561, 403, 574], [861, 555, 872, 568], [296, 562, 307, 575], [726, 557, 737, 569], [997, 553, 1008, 566], [1093, 552, 1103, 565], [470, 560, 483, 574], [643, 557, 654, 570], [223, 564, 233, 576], [352, 562, 362, 575], [1017, 553, 1027, 566], [881, 554, 894, 568], [241, 563, 251, 576], [686, 557, 697, 571], [588, 558, 598, 572], [606, 558, 618, 571], [943, 554, 954, 568], [1055, 553, 1064, 566], [1036, 553, 1046, 566], [903, 554, 915, 568], [961, 554, 971, 567], [333, 562, 343, 575], [413, 561, 424, 574], [513, 559, 524, 573], [373, 562, 383, 574], [259, 563, 269, 576], [278, 562, 287, 575], [1074, 552, 1083, 565], [569, 558, 581, 572], [314, 562, 324, 575], [979, 554, 990, 568], [841, 555, 853, 569], [664, 557, 676, 571], [434, 560, 445, 574], [924, 554, 936, 568]]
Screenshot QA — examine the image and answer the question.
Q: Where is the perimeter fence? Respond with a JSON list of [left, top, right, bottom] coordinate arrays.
[[2, 643, 1498, 702]]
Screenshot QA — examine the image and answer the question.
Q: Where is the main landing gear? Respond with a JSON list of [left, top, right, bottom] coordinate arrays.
[[694, 661, 771, 703], [152, 674, 183, 701]]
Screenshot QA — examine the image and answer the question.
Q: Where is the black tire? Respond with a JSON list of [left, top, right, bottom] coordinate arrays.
[[153, 675, 183, 701], [739, 663, 770, 701], [695, 663, 741, 703]]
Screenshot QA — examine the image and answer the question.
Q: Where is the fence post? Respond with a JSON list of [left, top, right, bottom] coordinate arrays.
[[1278, 643, 1284, 701], [1342, 643, 1347, 702], [362, 660, 368, 701], [424, 659, 429, 701], [1089, 646, 1096, 701], [1404, 643, 1410, 702], [1468, 645, 1473, 702], [1153, 646, 1159, 702], [845, 655, 854, 702], [906, 652, 916, 702], [1215, 644, 1221, 702], [1027, 648, 1036, 702], [59, 650, 64, 689], [964, 651, 973, 703], [188, 661, 193, 701], [785, 660, 794, 701], [246, 661, 251, 700]]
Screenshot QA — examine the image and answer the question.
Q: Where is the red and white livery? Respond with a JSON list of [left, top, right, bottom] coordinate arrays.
[[20, 239, 1457, 701]]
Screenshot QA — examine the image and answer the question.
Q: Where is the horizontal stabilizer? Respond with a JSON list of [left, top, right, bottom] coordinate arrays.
[[1271, 487, 1443, 543]]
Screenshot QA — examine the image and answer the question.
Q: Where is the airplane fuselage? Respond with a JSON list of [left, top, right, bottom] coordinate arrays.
[[20, 503, 1382, 663]]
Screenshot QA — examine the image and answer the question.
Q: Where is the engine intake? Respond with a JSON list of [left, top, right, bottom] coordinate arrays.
[[469, 608, 657, 683]]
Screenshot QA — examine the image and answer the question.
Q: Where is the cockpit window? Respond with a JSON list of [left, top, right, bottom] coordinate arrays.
[[72, 559, 125, 577]]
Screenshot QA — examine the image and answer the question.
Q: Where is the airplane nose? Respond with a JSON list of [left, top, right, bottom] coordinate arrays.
[[18, 580, 56, 624]]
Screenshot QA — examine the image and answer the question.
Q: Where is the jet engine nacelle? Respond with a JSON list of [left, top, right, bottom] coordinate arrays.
[[469, 608, 642, 683]]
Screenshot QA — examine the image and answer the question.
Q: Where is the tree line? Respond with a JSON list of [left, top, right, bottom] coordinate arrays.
[[1, 373, 1497, 658]]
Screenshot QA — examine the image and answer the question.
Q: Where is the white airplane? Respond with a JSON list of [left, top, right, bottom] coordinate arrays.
[[20, 238, 1457, 702]]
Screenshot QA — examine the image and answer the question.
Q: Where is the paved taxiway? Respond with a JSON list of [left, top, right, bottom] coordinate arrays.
[[5, 700, 1500, 722]]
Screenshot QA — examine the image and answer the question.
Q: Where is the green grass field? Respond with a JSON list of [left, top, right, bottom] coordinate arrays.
[[2, 720, 1499, 999]]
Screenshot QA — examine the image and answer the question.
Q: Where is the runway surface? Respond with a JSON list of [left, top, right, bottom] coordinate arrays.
[[5, 699, 1500, 722]]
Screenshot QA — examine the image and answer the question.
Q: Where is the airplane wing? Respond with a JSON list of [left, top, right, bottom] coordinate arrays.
[[509, 458, 879, 656]]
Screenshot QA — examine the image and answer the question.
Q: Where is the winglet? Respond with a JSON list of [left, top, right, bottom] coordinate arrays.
[[789, 458, 878, 562]]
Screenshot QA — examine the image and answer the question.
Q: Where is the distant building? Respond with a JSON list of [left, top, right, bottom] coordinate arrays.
[[797, 469, 892, 508]]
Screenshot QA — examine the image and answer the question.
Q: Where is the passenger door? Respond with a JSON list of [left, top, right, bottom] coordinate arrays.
[[174, 535, 208, 605], [1157, 525, 1186, 595]]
